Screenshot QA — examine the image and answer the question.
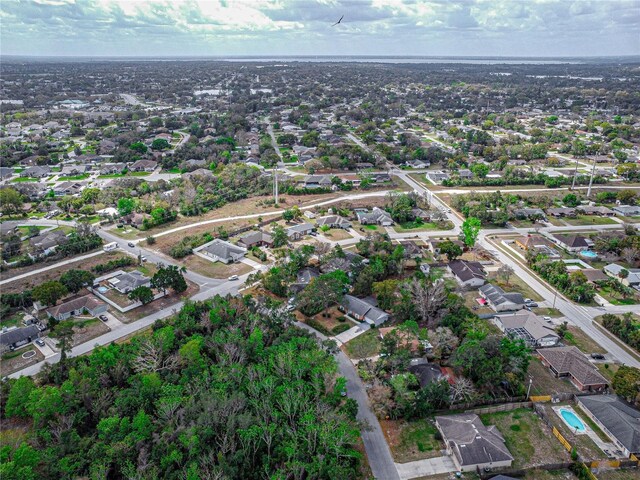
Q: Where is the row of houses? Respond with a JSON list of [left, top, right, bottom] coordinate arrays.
[[16, 159, 158, 179]]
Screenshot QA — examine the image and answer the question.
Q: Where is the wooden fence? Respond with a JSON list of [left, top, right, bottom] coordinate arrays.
[[467, 401, 533, 415], [553, 426, 573, 453]]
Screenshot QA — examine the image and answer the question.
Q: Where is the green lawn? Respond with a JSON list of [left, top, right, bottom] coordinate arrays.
[[363, 224, 378, 231], [597, 286, 639, 305], [384, 418, 444, 463], [564, 325, 607, 354], [166, 168, 181, 174], [344, 330, 381, 359], [490, 275, 544, 302], [129, 171, 151, 176], [395, 220, 452, 232], [531, 307, 564, 318], [563, 215, 617, 226], [98, 174, 126, 179], [59, 173, 90, 180], [479, 408, 570, 469], [11, 177, 38, 182]]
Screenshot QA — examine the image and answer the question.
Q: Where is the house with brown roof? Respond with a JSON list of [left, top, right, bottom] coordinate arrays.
[[537, 346, 608, 392], [46, 295, 108, 321], [237, 231, 273, 249], [550, 234, 593, 253]]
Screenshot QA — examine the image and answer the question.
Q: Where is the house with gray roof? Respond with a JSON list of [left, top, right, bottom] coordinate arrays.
[[604, 263, 640, 287], [340, 295, 389, 326], [108, 271, 151, 294], [197, 239, 246, 264], [286, 222, 315, 240], [46, 294, 107, 321], [290, 267, 320, 294], [426, 171, 450, 184], [435, 414, 513, 472], [577, 395, 640, 457], [317, 215, 352, 230], [29, 230, 69, 257], [513, 208, 547, 220], [303, 175, 332, 189], [479, 283, 525, 312], [577, 205, 615, 216], [550, 234, 593, 252], [448, 260, 486, 289], [0, 325, 41, 353], [21, 165, 51, 178], [356, 207, 394, 226], [493, 311, 559, 348], [613, 205, 640, 217]]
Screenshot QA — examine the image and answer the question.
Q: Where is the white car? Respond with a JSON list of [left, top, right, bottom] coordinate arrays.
[[228, 275, 239, 281]]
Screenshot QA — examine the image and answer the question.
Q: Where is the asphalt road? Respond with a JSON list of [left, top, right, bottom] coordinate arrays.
[[295, 322, 400, 480]]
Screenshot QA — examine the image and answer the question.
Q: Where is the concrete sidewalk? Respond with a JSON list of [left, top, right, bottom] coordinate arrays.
[[395, 455, 456, 480]]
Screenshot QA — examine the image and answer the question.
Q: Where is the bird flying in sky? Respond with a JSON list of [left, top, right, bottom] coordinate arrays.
[[332, 15, 344, 27]]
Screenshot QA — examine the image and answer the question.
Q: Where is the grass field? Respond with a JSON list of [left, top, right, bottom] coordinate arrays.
[[527, 357, 577, 396], [479, 408, 571, 469], [490, 274, 544, 302], [11, 177, 38, 182], [380, 418, 444, 464], [564, 325, 607, 354], [58, 173, 90, 180], [562, 215, 618, 226], [344, 329, 381, 359], [181, 255, 253, 279]]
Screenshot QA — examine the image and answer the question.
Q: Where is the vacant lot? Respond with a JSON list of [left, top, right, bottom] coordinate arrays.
[[117, 279, 200, 322], [480, 408, 571, 469], [563, 215, 618, 226], [1, 251, 130, 293], [299, 307, 351, 336], [0, 345, 44, 376], [344, 329, 381, 359], [489, 273, 544, 302], [181, 255, 253, 279], [380, 418, 444, 464], [319, 228, 353, 240]]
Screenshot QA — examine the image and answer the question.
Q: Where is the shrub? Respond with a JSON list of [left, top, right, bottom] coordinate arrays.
[[146, 236, 156, 245], [332, 324, 351, 335]]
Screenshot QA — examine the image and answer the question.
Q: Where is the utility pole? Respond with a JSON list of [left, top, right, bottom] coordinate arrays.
[[273, 165, 278, 206], [570, 156, 580, 190], [586, 156, 597, 198]]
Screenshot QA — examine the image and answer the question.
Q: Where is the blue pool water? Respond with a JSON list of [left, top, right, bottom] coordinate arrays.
[[97, 286, 108, 293], [579, 250, 597, 258], [560, 409, 586, 432]]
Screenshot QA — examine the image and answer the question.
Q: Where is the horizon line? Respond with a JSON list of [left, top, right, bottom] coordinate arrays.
[[2, 54, 639, 59]]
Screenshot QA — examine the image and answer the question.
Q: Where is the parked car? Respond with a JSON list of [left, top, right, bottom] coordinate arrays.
[[543, 316, 552, 323], [99, 315, 109, 322], [525, 301, 538, 308], [591, 353, 605, 360], [35, 338, 46, 347], [127, 242, 135, 248], [228, 275, 239, 281]]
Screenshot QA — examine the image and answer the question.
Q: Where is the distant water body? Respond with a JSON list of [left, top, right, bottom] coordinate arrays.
[[219, 56, 584, 64]]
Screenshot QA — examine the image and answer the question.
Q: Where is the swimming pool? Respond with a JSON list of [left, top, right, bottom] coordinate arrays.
[[97, 286, 108, 293], [559, 408, 586, 432], [579, 250, 597, 259]]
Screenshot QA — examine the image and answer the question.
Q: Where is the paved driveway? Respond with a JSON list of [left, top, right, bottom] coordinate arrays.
[[395, 455, 457, 480]]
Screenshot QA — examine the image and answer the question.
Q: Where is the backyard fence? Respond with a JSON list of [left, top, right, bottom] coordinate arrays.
[[466, 401, 533, 415], [530, 395, 552, 402], [478, 462, 573, 479], [553, 426, 573, 453]]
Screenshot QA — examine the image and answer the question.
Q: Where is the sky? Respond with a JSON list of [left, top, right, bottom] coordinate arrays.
[[1, 0, 639, 58]]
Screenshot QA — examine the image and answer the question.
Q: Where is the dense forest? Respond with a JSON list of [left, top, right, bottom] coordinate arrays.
[[0, 296, 362, 480]]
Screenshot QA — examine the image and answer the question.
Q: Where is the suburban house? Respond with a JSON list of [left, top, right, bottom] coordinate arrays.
[[320, 251, 366, 274], [448, 260, 486, 289], [550, 234, 593, 252], [493, 311, 559, 347], [408, 362, 445, 388], [237, 231, 273, 249], [54, 181, 86, 196], [290, 267, 320, 294], [317, 215, 352, 230], [108, 271, 151, 294], [513, 208, 546, 220], [129, 159, 158, 172], [183, 168, 214, 180], [371, 172, 391, 183], [198, 239, 246, 264], [582, 269, 609, 285], [435, 414, 514, 472], [29, 230, 69, 257], [46, 295, 108, 321], [546, 207, 577, 218], [100, 163, 127, 175], [513, 235, 561, 259], [356, 207, 394, 226], [0, 167, 15, 179], [0, 325, 41, 353], [121, 212, 150, 228], [536, 346, 608, 392], [286, 223, 315, 240], [604, 263, 640, 287], [60, 165, 88, 176], [478, 283, 525, 312], [426, 171, 450, 184], [400, 241, 423, 259], [577, 205, 615, 216], [21, 165, 51, 178], [577, 395, 640, 457], [613, 205, 640, 217], [303, 175, 332, 189], [99, 139, 117, 153], [340, 295, 389, 326]]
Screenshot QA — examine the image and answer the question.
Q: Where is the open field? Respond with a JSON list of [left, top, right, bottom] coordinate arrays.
[[0, 251, 129, 292], [319, 228, 353, 240], [181, 255, 253, 279], [562, 215, 618, 226], [115, 279, 200, 322], [479, 408, 571, 469], [0, 344, 45, 376], [380, 418, 444, 464]]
